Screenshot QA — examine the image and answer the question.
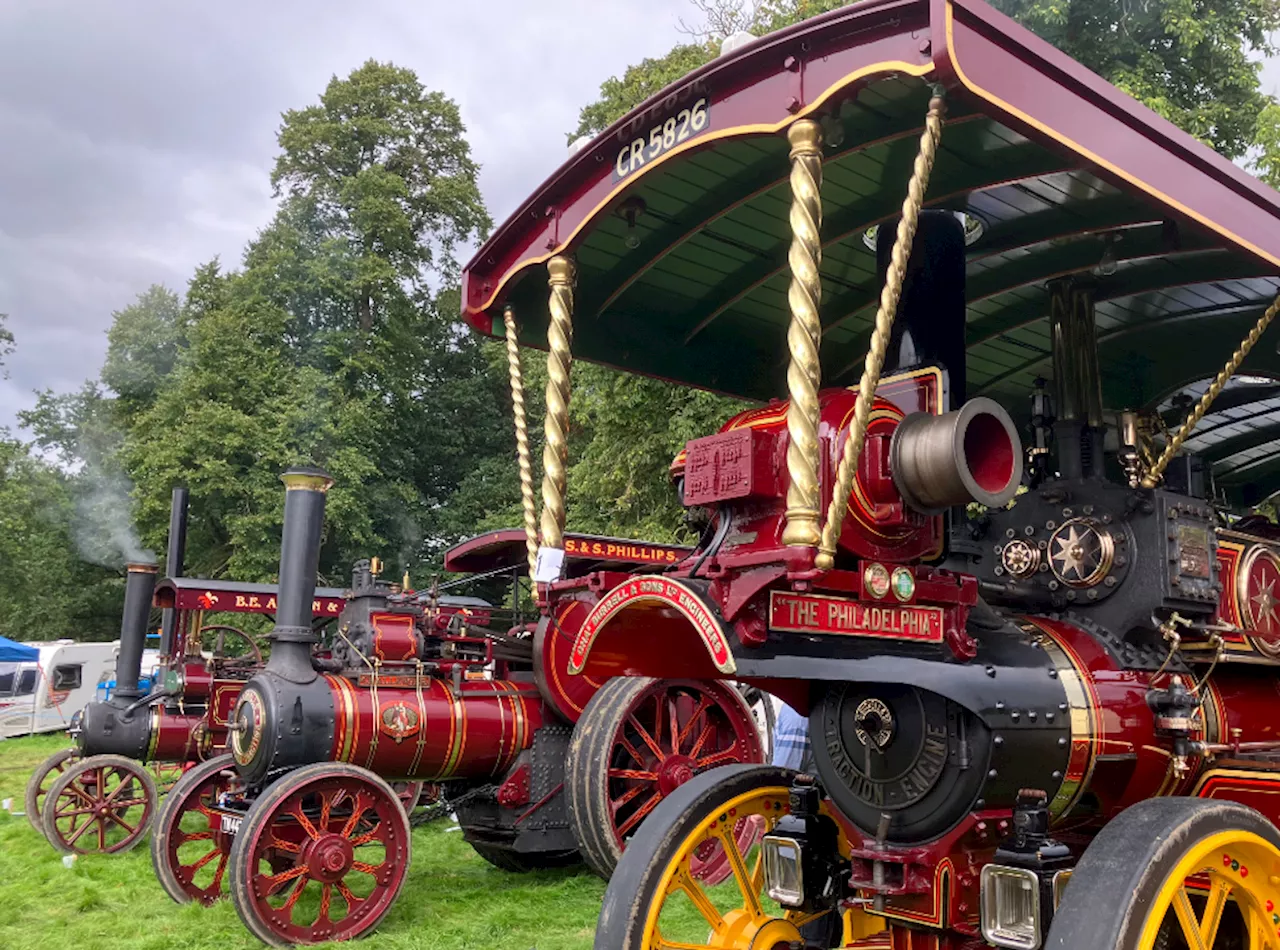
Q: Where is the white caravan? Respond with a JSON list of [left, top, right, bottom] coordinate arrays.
[[0, 641, 122, 739]]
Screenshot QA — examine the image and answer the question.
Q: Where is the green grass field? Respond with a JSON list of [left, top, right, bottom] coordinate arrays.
[[0, 735, 606, 950]]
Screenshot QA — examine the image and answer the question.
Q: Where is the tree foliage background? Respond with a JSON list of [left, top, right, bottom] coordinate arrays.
[[7, 0, 1280, 638]]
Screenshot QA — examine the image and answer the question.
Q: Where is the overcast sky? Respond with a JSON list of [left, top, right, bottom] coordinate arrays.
[[0, 0, 693, 432], [3, 2, 1280, 436]]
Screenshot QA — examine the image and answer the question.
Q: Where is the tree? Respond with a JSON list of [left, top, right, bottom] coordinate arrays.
[[0, 313, 12, 376], [101, 285, 187, 420], [118, 63, 507, 584], [271, 60, 491, 336], [0, 434, 122, 640]]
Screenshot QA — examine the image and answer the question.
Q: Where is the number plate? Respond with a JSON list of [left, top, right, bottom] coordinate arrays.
[[614, 97, 710, 181], [220, 814, 242, 835], [768, 591, 944, 643]]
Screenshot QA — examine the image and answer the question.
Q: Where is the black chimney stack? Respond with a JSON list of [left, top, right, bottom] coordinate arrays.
[[875, 210, 968, 407], [159, 486, 189, 658], [114, 560, 158, 699], [265, 466, 333, 684]]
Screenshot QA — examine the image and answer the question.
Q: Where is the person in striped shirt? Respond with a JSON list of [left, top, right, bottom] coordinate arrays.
[[771, 702, 813, 773]]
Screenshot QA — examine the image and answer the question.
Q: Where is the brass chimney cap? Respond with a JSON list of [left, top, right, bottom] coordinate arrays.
[[281, 466, 335, 493]]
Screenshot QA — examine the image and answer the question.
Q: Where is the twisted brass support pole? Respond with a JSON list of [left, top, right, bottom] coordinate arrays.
[[539, 256, 575, 556], [780, 118, 826, 548], [1142, 293, 1280, 488], [503, 306, 538, 579], [816, 93, 947, 571]]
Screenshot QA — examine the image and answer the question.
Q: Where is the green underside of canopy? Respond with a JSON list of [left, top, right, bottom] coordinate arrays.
[[501, 77, 1280, 506]]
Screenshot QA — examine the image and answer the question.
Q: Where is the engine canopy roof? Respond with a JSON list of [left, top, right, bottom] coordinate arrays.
[[461, 0, 1280, 504]]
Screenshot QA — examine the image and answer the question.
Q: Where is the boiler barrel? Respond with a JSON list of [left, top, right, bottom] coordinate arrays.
[[322, 677, 546, 781]]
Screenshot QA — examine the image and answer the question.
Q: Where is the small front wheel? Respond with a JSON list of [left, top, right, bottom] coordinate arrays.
[[595, 763, 842, 950], [41, 754, 157, 855], [228, 762, 411, 946], [25, 747, 78, 835]]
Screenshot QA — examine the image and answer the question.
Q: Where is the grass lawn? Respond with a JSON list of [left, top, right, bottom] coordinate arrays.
[[0, 734, 606, 950]]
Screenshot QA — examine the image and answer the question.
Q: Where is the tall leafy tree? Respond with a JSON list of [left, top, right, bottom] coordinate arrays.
[[120, 62, 506, 582]]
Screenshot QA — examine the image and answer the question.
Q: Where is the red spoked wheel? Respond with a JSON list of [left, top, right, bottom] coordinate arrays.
[[152, 760, 185, 794], [565, 677, 765, 879], [25, 747, 79, 835], [41, 753, 158, 855], [228, 763, 411, 946], [151, 753, 241, 904], [388, 781, 424, 817]]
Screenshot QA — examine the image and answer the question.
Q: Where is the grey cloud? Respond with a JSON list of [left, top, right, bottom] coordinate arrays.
[[0, 0, 688, 431]]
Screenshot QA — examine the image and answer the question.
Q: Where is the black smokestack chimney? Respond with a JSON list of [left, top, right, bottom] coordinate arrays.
[[115, 560, 158, 699], [876, 210, 968, 407], [159, 486, 189, 658], [265, 466, 333, 684]]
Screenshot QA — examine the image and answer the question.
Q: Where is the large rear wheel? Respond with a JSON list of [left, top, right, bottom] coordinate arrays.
[[1047, 797, 1280, 950], [25, 747, 78, 835], [566, 677, 764, 880], [227, 762, 411, 946], [595, 763, 844, 950], [41, 753, 157, 855]]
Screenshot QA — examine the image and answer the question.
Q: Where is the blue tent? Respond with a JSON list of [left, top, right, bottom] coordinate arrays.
[[0, 636, 38, 662]]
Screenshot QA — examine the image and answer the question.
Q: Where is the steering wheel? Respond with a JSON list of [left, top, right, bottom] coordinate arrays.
[[202, 625, 264, 668]]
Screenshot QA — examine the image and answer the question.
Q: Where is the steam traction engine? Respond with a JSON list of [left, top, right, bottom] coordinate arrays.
[[28, 488, 343, 858], [150, 470, 765, 945], [450, 3, 1280, 949]]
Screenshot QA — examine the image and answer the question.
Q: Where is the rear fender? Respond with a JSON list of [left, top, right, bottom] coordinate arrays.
[[566, 576, 737, 680]]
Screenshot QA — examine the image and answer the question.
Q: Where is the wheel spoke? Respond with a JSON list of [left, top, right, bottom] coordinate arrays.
[[209, 853, 229, 895], [1200, 875, 1231, 948], [666, 696, 680, 752], [616, 791, 662, 837], [288, 801, 321, 840], [785, 908, 832, 929], [340, 792, 371, 837], [106, 811, 138, 835], [671, 869, 726, 931], [350, 859, 385, 875], [618, 735, 649, 767], [281, 876, 308, 912], [262, 864, 308, 895], [688, 723, 716, 760], [654, 936, 715, 950], [697, 743, 741, 769], [187, 846, 222, 873], [318, 883, 333, 923], [1172, 887, 1209, 950], [610, 781, 651, 815], [64, 814, 97, 846], [718, 824, 762, 919], [675, 697, 712, 752], [335, 879, 362, 911], [630, 713, 666, 760], [100, 771, 136, 807], [177, 830, 215, 844], [97, 816, 106, 851], [608, 769, 659, 781], [269, 835, 302, 853]]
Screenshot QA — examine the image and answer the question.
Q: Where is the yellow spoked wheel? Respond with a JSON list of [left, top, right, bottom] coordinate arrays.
[[597, 764, 855, 950], [1048, 798, 1280, 950]]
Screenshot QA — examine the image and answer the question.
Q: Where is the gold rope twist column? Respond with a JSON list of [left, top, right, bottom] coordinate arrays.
[[780, 118, 826, 548], [540, 256, 576, 553], [816, 94, 947, 570], [503, 306, 538, 579], [1142, 292, 1280, 488]]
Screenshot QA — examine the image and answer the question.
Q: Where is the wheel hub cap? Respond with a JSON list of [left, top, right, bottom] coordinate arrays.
[[304, 834, 354, 882], [657, 753, 697, 796]]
